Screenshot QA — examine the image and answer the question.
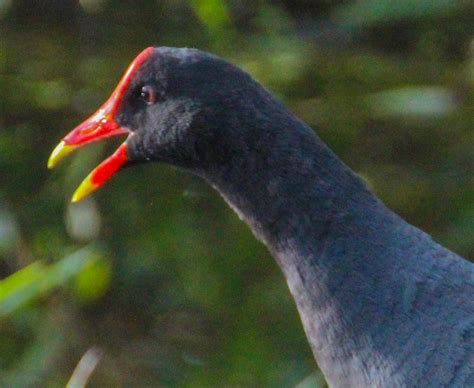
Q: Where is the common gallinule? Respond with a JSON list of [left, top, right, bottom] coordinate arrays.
[[48, 47, 474, 387]]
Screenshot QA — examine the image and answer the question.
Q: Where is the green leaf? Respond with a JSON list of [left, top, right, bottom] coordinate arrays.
[[190, 0, 231, 30], [73, 256, 112, 302], [0, 247, 98, 317]]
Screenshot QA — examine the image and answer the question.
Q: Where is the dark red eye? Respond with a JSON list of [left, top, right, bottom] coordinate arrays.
[[140, 85, 156, 105]]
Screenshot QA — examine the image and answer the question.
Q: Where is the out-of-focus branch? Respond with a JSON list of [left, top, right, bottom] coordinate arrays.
[[66, 346, 103, 388]]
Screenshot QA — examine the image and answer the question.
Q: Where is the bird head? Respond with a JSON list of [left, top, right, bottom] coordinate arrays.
[[48, 47, 262, 202]]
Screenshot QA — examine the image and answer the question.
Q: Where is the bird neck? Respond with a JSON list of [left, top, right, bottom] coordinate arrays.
[[203, 117, 416, 385], [206, 116, 379, 264]]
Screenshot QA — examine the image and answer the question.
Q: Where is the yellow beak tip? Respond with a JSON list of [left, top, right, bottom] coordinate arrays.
[[47, 141, 76, 169], [71, 175, 98, 203], [47, 156, 57, 169], [70, 194, 81, 203]]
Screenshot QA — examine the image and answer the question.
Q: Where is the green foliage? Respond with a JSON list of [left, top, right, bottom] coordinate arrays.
[[72, 255, 111, 302], [334, 0, 468, 27], [0, 248, 102, 316], [367, 86, 455, 118], [190, 0, 231, 30], [0, 0, 473, 386]]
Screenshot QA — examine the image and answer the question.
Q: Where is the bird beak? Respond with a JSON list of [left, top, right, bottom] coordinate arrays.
[[47, 47, 154, 202]]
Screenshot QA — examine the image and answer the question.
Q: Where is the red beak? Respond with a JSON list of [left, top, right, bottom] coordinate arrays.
[[48, 47, 154, 202]]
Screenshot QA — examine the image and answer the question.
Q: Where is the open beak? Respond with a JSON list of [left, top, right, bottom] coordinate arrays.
[[48, 47, 154, 202]]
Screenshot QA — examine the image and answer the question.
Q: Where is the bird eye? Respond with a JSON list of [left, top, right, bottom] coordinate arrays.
[[140, 85, 157, 105]]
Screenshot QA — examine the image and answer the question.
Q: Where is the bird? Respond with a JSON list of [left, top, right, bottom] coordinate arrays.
[[48, 47, 473, 387]]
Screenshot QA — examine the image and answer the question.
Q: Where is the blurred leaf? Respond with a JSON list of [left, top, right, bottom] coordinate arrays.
[[190, 0, 231, 30], [334, 0, 466, 27], [0, 262, 46, 312], [0, 247, 98, 317], [66, 199, 101, 242], [366, 86, 456, 118], [73, 255, 111, 302]]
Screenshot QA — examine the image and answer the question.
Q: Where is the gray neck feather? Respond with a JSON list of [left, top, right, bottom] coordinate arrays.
[[202, 106, 474, 387]]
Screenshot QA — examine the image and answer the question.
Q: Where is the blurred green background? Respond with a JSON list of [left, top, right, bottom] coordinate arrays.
[[1, 0, 473, 386]]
